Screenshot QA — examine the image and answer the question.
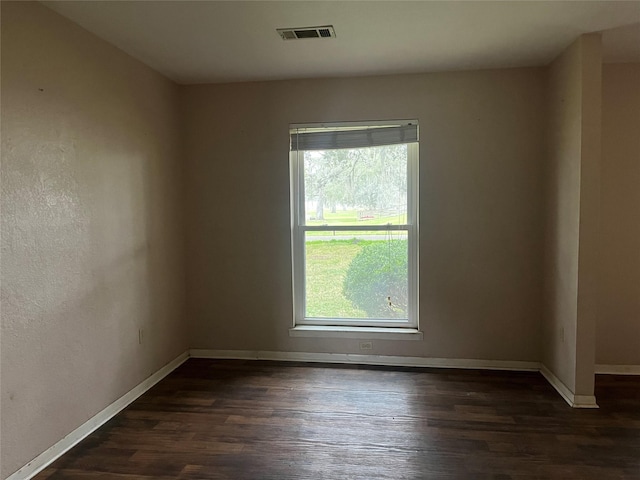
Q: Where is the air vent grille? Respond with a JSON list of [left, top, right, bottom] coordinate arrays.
[[277, 25, 336, 40]]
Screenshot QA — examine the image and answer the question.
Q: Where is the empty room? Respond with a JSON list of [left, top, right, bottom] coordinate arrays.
[[1, 1, 639, 479]]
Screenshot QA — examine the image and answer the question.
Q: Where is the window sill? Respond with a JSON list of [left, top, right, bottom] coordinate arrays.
[[289, 325, 423, 340]]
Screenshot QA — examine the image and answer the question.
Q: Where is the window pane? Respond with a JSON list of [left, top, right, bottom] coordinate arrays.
[[304, 231, 408, 319], [303, 144, 408, 227]]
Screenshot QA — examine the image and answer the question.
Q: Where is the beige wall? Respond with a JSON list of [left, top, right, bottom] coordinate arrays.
[[597, 63, 640, 365], [543, 34, 602, 397], [0, 2, 188, 477], [575, 35, 602, 395], [182, 68, 546, 361]]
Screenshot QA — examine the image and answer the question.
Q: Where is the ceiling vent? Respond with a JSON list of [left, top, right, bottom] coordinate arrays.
[[277, 25, 336, 40]]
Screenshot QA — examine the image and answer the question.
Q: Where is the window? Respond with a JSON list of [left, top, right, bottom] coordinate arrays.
[[290, 121, 419, 331]]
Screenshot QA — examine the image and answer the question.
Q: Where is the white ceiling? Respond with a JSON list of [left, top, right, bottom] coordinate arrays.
[[42, 1, 640, 85]]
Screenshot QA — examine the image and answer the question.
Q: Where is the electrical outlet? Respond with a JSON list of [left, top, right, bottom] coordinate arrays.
[[359, 341, 373, 351], [138, 328, 144, 345]]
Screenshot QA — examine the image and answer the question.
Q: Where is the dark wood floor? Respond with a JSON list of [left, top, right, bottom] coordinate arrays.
[[37, 359, 640, 479]]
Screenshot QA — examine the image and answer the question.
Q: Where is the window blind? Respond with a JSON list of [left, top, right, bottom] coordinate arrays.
[[290, 124, 418, 151]]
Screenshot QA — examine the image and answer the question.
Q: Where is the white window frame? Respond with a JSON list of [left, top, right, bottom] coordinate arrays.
[[290, 120, 419, 331]]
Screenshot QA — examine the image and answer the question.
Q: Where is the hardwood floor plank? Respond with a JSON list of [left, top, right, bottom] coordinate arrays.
[[34, 360, 640, 479]]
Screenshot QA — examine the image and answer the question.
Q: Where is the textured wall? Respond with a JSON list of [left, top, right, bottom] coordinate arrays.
[[574, 35, 602, 396], [1, 2, 187, 477], [597, 63, 640, 366], [182, 68, 546, 362], [543, 34, 602, 397], [543, 38, 582, 394]]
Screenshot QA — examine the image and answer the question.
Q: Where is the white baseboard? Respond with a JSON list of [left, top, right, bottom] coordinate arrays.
[[189, 349, 540, 371], [595, 364, 640, 375], [540, 364, 599, 409], [7, 351, 189, 480]]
